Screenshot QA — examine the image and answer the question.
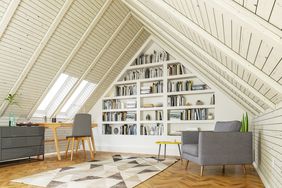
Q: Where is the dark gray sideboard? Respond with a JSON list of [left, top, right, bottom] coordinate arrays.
[[0, 127, 45, 162]]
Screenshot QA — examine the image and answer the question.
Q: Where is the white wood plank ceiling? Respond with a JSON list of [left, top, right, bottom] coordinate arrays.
[[0, 0, 281, 118]]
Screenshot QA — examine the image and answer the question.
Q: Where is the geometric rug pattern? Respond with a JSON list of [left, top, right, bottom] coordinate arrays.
[[12, 155, 177, 188]]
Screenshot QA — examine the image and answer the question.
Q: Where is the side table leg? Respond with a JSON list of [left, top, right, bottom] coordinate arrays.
[[158, 144, 161, 162], [177, 144, 182, 162], [164, 144, 166, 159]]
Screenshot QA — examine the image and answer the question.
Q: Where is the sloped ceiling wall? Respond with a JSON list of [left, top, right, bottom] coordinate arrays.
[[122, 0, 282, 116], [0, 0, 281, 119]]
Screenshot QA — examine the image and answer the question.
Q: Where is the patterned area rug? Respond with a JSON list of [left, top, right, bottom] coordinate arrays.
[[12, 155, 177, 188]]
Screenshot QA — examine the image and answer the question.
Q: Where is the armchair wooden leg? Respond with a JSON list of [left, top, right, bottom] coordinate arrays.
[[87, 138, 94, 160], [242, 164, 246, 175], [82, 139, 86, 159], [185, 160, 189, 170], [200, 166, 204, 176], [70, 137, 75, 161], [76, 138, 80, 157], [222, 165, 225, 173], [65, 138, 71, 158]]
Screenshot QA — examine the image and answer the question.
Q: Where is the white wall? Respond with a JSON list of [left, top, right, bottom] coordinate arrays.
[[90, 80, 246, 156], [252, 103, 282, 188]]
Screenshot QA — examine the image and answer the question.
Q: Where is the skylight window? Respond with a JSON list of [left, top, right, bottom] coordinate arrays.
[[58, 80, 96, 119], [33, 73, 77, 118]]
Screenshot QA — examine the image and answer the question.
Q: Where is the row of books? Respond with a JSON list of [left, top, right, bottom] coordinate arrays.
[[140, 81, 163, 94], [102, 124, 137, 135], [133, 50, 170, 65], [168, 80, 193, 92], [123, 67, 163, 81], [167, 95, 186, 106], [103, 99, 137, 110], [102, 112, 136, 121], [115, 84, 137, 96], [140, 124, 164, 136], [167, 64, 186, 75], [168, 109, 210, 120]]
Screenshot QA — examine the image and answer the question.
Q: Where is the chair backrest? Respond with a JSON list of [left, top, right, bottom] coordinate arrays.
[[214, 121, 241, 132], [72, 113, 92, 137]]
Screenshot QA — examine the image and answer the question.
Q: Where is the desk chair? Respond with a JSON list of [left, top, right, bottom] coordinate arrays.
[[65, 113, 94, 160]]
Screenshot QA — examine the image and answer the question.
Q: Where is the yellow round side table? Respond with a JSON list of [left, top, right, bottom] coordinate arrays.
[[155, 141, 182, 161]]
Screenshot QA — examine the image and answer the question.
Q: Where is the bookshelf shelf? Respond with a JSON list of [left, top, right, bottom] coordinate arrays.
[[101, 40, 216, 136], [140, 107, 163, 111], [167, 89, 214, 95], [104, 95, 137, 100], [167, 105, 215, 110], [102, 109, 137, 112], [167, 74, 196, 80], [102, 121, 137, 124], [140, 93, 163, 98]]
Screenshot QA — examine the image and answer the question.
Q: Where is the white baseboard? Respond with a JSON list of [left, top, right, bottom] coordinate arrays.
[[253, 162, 269, 188]]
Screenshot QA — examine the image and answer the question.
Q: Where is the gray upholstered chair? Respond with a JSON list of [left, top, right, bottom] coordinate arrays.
[[65, 113, 94, 160], [181, 121, 253, 176]]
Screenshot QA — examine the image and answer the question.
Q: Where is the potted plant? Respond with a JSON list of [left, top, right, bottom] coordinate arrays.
[[241, 112, 249, 132], [4, 94, 19, 126]]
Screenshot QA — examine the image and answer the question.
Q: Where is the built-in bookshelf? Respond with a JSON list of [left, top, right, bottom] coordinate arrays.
[[102, 41, 215, 136]]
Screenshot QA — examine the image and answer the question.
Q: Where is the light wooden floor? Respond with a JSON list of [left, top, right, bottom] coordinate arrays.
[[0, 152, 264, 188]]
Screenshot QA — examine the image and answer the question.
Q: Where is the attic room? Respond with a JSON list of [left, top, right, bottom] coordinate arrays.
[[0, 0, 281, 187]]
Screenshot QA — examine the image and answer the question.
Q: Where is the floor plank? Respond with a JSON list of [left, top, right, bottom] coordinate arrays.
[[0, 152, 264, 188]]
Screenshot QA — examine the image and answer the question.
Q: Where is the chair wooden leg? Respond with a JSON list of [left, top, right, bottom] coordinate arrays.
[[76, 138, 80, 157], [70, 137, 75, 161], [82, 138, 86, 159], [185, 160, 189, 170], [65, 138, 71, 158], [242, 164, 246, 174], [222, 165, 225, 173], [87, 138, 94, 160], [200, 166, 204, 176]]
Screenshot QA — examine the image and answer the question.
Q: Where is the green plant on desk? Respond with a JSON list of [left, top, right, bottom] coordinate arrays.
[[4, 93, 19, 126]]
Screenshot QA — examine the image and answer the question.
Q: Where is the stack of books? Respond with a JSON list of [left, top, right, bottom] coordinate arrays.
[[167, 63, 185, 75], [141, 82, 164, 94], [140, 124, 164, 135], [126, 112, 136, 121], [126, 100, 137, 108], [168, 95, 186, 106], [140, 86, 151, 94], [191, 84, 208, 90], [133, 50, 170, 65], [168, 80, 193, 92], [115, 84, 137, 96]]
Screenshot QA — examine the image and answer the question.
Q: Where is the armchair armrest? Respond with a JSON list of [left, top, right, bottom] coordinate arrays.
[[181, 131, 199, 145], [198, 132, 253, 165]]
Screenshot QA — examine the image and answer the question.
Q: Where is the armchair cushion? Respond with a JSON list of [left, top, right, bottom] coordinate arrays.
[[214, 121, 241, 132], [182, 144, 198, 157]]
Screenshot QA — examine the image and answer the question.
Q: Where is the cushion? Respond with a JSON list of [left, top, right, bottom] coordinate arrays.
[[214, 121, 241, 132], [182, 144, 198, 156]]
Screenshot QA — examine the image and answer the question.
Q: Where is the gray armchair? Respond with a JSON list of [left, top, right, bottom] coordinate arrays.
[[181, 121, 253, 176]]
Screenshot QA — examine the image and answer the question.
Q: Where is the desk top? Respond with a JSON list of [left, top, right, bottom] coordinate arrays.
[[37, 122, 97, 129]]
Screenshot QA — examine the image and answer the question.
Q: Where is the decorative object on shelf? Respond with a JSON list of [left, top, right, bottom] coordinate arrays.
[[146, 114, 151, 120], [196, 100, 204, 105], [186, 102, 192, 106], [207, 113, 214, 120], [241, 112, 249, 132], [4, 93, 19, 127]]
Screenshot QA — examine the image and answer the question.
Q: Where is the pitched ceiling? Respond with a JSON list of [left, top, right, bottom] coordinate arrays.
[[0, 0, 281, 119]]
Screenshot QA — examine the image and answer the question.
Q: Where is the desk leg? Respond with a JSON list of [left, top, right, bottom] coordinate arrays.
[[52, 127, 61, 161], [177, 144, 182, 162], [90, 130, 96, 154], [164, 144, 166, 159], [157, 144, 161, 162]]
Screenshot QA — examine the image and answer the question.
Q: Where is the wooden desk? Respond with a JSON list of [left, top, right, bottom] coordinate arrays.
[[37, 122, 97, 161]]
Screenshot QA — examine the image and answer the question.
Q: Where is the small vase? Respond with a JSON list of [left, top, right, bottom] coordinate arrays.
[[9, 112, 16, 127]]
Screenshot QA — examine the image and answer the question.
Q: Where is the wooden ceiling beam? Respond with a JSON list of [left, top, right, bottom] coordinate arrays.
[[0, 0, 20, 39]]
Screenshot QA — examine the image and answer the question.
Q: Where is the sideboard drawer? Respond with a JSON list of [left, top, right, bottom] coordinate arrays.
[[1, 136, 44, 149], [1, 146, 44, 161], [1, 127, 44, 138]]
